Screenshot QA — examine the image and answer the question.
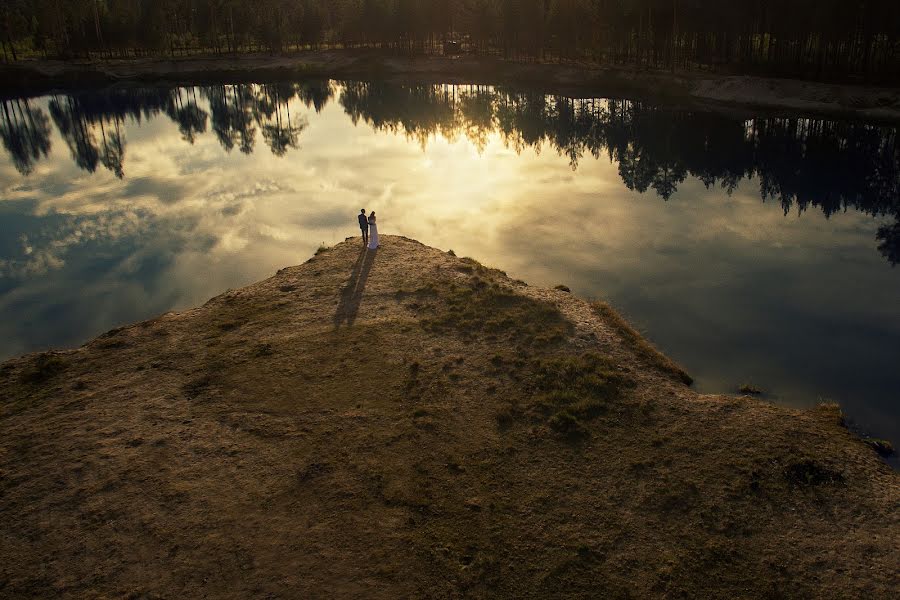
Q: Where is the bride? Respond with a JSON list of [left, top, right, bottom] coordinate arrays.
[[367, 211, 379, 249]]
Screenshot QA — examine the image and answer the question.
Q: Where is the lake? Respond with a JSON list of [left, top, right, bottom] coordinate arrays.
[[1, 80, 898, 451]]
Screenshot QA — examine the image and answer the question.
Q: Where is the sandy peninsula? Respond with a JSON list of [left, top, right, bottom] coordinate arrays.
[[1, 236, 897, 598]]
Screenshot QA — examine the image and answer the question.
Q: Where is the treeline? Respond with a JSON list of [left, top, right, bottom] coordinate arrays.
[[1, 1, 898, 80], [2, 81, 898, 263]]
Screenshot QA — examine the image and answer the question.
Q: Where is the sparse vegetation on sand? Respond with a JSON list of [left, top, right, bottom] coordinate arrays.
[[527, 352, 631, 438], [591, 301, 693, 385], [0, 235, 897, 599], [863, 437, 896, 457], [418, 261, 571, 348]]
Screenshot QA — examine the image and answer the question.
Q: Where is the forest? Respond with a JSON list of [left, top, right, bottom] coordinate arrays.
[[1, 1, 898, 81], [2, 80, 898, 264]]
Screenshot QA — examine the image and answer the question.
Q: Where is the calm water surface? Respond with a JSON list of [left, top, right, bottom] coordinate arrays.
[[1, 81, 899, 447]]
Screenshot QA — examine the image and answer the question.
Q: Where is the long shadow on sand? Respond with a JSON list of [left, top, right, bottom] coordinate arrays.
[[333, 247, 377, 328]]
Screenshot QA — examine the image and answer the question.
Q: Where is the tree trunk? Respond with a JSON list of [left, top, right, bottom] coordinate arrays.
[[229, 7, 235, 53], [54, 0, 69, 56], [671, 0, 677, 72], [93, 1, 104, 54]]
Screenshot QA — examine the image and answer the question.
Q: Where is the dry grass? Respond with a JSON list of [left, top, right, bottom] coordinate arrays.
[[0, 235, 897, 599]]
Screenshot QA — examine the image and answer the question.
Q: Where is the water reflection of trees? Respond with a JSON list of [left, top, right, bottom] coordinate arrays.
[[41, 88, 207, 178], [341, 82, 900, 266], [0, 99, 52, 176], [2, 81, 898, 265], [200, 82, 317, 156], [1, 83, 330, 179]]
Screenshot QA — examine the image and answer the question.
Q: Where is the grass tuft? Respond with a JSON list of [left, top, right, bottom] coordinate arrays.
[[254, 342, 274, 357], [495, 405, 516, 429], [218, 320, 243, 332], [738, 383, 763, 395], [547, 410, 585, 437], [20, 353, 67, 384], [183, 374, 214, 399], [816, 401, 845, 427]]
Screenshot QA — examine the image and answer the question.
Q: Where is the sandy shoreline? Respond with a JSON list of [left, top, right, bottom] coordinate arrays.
[[3, 50, 900, 122]]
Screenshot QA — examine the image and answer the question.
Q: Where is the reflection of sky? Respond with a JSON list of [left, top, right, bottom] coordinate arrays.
[[1, 87, 899, 448]]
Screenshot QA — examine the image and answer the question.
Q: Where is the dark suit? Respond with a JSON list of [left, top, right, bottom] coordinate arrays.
[[358, 213, 369, 244]]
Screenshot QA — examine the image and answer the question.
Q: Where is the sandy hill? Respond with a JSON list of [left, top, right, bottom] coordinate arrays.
[[1, 235, 897, 598]]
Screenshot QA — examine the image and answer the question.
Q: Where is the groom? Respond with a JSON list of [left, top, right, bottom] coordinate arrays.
[[358, 209, 369, 246]]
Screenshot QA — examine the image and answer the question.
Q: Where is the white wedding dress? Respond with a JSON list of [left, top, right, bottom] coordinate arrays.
[[367, 218, 379, 249]]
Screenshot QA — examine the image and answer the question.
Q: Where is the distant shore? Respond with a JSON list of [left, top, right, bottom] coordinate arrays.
[[3, 50, 900, 122]]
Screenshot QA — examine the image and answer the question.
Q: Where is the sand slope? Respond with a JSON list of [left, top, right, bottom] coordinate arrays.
[[1, 236, 897, 598]]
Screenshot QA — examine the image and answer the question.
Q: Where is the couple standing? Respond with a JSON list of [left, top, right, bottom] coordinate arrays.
[[358, 209, 379, 250]]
